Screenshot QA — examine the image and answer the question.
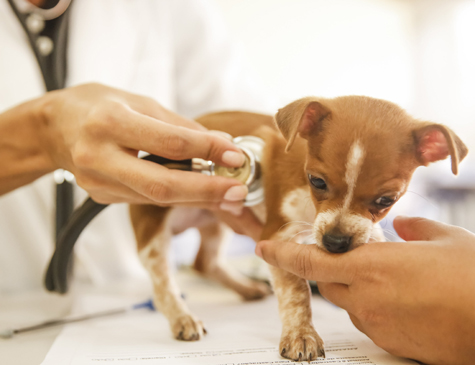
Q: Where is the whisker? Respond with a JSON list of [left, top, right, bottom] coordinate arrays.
[[304, 197, 313, 212], [288, 229, 314, 242], [278, 221, 313, 233], [405, 190, 438, 210], [381, 228, 399, 240]]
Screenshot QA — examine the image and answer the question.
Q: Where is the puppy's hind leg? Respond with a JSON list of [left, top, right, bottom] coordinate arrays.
[[130, 205, 205, 341], [194, 222, 271, 301]]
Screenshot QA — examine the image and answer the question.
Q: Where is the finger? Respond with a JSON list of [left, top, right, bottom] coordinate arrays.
[[110, 154, 248, 204], [154, 201, 244, 210], [348, 313, 366, 334], [218, 202, 244, 217], [317, 282, 354, 311], [393, 216, 454, 241], [126, 95, 207, 131], [214, 208, 263, 242], [256, 240, 356, 284], [75, 172, 156, 205], [88, 190, 153, 205], [115, 110, 245, 167], [86, 184, 156, 205], [208, 130, 233, 141]]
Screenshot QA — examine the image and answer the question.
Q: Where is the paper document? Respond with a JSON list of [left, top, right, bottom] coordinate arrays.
[[41, 289, 416, 365]]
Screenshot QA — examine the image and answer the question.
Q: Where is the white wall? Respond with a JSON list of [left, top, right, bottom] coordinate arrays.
[[212, 0, 475, 155], [212, 0, 414, 107]]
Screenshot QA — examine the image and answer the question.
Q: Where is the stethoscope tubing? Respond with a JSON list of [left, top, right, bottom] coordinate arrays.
[[45, 155, 191, 294]]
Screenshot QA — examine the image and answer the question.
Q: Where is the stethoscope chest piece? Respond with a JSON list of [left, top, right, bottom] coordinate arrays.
[[231, 136, 264, 207], [191, 136, 265, 206]]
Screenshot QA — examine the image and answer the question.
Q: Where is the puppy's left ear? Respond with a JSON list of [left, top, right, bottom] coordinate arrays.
[[274, 97, 331, 152], [414, 123, 468, 175]]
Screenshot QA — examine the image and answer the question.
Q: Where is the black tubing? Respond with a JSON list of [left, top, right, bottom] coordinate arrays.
[[55, 181, 74, 240], [45, 155, 191, 294], [45, 198, 108, 293]]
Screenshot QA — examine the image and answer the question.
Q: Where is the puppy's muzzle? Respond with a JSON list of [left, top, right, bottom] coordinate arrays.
[[322, 234, 352, 253]]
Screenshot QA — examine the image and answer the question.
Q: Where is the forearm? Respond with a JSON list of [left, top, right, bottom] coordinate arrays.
[[0, 97, 56, 195]]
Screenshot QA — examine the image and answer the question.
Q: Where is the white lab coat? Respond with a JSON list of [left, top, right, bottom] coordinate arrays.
[[0, 0, 276, 294]]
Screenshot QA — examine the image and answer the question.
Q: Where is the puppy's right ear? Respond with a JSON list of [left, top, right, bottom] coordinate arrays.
[[413, 123, 468, 175], [274, 97, 331, 152]]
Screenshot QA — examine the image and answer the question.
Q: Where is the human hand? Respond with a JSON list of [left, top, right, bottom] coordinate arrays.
[[36, 83, 248, 207], [256, 216, 475, 365], [214, 207, 263, 242]]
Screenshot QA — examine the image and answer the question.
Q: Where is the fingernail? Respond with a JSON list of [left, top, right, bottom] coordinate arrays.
[[220, 202, 243, 216], [222, 151, 245, 167], [255, 244, 263, 258], [224, 185, 248, 201]]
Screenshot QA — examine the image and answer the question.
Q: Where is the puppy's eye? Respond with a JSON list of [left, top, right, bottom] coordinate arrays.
[[375, 196, 395, 207], [308, 174, 327, 190]]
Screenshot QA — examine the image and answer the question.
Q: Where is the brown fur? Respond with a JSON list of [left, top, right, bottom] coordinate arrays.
[[129, 96, 467, 361]]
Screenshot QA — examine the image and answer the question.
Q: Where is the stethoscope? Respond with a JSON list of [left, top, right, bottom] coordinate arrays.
[[8, 0, 265, 294]]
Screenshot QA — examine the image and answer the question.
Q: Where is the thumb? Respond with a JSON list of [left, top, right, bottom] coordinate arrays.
[[393, 216, 453, 242], [256, 240, 354, 284]]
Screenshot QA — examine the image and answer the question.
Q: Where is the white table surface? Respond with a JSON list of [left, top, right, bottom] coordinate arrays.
[[0, 278, 157, 365], [0, 270, 251, 365]]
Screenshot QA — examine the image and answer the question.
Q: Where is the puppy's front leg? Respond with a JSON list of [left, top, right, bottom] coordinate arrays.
[[130, 205, 205, 341], [270, 265, 325, 361]]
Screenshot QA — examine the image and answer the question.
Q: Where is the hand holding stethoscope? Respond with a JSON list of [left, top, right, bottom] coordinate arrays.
[[35, 83, 251, 211]]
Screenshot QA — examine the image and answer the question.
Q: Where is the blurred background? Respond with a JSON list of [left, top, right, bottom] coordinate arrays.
[[175, 0, 475, 263]]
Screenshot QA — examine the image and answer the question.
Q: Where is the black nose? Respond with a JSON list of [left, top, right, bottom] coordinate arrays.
[[322, 234, 352, 253]]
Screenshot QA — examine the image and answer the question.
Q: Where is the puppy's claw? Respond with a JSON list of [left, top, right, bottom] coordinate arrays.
[[171, 315, 205, 341], [203, 327, 208, 335], [318, 348, 326, 358], [279, 326, 324, 362]]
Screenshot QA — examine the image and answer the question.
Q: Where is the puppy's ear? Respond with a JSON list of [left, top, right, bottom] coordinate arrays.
[[275, 97, 331, 152], [414, 123, 468, 175]]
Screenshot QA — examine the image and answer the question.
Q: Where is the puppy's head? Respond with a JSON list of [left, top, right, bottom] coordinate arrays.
[[275, 96, 468, 253]]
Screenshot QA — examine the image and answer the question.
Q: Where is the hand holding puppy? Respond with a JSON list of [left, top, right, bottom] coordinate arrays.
[[256, 216, 475, 365]]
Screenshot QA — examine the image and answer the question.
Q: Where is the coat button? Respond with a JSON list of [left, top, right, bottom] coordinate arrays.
[[26, 13, 45, 34], [36, 35, 54, 56]]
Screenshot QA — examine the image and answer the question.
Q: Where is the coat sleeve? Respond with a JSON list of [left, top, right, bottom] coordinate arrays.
[[170, 0, 278, 119]]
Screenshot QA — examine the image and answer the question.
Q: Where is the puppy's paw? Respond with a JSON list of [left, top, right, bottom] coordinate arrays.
[[239, 281, 272, 301], [279, 326, 325, 361], [171, 314, 206, 341]]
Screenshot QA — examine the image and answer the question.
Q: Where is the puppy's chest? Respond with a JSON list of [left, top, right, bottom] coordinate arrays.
[[277, 186, 316, 243]]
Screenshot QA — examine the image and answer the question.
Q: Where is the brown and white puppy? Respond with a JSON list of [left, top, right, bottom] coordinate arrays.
[[129, 96, 468, 360]]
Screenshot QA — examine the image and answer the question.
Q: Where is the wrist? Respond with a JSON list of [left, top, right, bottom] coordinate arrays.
[[33, 91, 63, 172], [0, 94, 60, 195]]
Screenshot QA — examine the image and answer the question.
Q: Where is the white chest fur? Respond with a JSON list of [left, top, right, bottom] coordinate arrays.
[[276, 186, 316, 243]]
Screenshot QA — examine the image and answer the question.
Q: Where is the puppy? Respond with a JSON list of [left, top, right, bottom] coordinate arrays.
[[130, 96, 468, 360]]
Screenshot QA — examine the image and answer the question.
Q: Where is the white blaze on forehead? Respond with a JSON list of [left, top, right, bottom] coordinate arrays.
[[311, 141, 372, 249], [343, 140, 365, 210]]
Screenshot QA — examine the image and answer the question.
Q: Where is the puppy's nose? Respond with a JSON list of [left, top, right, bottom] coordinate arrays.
[[322, 234, 352, 253]]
